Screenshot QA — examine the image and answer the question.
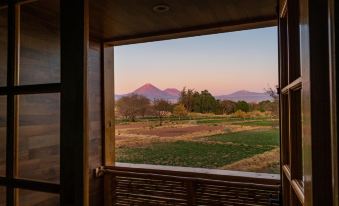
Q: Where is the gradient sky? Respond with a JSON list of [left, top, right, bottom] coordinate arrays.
[[114, 27, 278, 96]]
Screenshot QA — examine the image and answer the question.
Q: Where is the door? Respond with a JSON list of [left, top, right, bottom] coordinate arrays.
[[279, 0, 335, 205]]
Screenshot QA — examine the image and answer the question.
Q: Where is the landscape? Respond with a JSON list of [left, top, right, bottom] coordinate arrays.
[[114, 83, 280, 174]]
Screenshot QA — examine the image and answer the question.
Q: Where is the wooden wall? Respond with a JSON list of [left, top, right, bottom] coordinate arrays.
[[0, 7, 7, 178], [88, 40, 103, 206]]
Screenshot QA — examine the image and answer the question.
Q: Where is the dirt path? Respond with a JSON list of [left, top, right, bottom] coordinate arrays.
[[219, 148, 280, 172]]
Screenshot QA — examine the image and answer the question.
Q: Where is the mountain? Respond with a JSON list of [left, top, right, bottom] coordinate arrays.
[[216, 90, 272, 103], [115, 83, 180, 102], [115, 84, 272, 103], [163, 88, 181, 97]]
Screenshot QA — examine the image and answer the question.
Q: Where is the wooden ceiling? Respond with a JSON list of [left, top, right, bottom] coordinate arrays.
[[90, 0, 277, 46]]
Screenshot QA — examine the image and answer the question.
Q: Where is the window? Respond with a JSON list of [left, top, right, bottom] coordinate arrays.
[[113, 27, 280, 174]]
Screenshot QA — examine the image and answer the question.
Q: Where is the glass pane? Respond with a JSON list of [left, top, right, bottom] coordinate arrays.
[[18, 93, 60, 183], [0, 8, 7, 87], [19, 0, 60, 85], [0, 96, 6, 176], [18, 189, 59, 206], [0, 187, 5, 206]]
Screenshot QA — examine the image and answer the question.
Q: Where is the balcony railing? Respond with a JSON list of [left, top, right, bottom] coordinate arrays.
[[103, 163, 281, 206]]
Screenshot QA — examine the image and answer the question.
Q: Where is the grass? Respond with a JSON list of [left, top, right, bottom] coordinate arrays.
[[231, 120, 279, 127], [207, 129, 280, 146], [116, 140, 275, 169]]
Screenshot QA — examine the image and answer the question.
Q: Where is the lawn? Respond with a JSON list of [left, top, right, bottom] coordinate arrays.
[[117, 140, 275, 169]]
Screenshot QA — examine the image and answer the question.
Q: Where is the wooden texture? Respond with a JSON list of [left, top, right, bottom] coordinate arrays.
[[88, 40, 104, 206], [104, 166, 280, 206], [329, 0, 338, 204], [60, 0, 89, 206], [103, 45, 114, 166], [89, 0, 277, 44]]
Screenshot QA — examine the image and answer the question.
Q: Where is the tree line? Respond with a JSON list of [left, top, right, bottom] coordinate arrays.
[[116, 87, 278, 122]]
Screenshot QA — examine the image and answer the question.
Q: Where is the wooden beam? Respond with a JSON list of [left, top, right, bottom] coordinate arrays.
[[102, 45, 114, 166], [60, 0, 89, 205], [0, 83, 61, 95], [0, 177, 60, 194], [6, 1, 19, 205], [104, 16, 277, 46]]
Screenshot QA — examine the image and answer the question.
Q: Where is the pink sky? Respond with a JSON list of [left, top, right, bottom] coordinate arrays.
[[114, 27, 278, 95]]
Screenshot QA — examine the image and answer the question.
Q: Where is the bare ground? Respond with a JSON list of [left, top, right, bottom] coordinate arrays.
[[219, 148, 280, 172], [115, 122, 268, 148]]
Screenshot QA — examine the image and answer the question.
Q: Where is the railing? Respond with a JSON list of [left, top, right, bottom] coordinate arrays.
[[103, 163, 281, 206]]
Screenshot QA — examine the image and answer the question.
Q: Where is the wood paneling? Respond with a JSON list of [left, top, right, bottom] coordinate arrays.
[[89, 0, 277, 45], [0, 7, 7, 87], [88, 40, 104, 206]]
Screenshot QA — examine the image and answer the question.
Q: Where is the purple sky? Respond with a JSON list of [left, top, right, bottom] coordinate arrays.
[[114, 27, 278, 96]]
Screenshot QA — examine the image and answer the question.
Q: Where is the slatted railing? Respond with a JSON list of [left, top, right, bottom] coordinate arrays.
[[103, 164, 281, 206]]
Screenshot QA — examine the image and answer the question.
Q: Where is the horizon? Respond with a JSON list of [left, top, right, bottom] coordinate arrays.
[[115, 82, 269, 96], [114, 27, 278, 96]]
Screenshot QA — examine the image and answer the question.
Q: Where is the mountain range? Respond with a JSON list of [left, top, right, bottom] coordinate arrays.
[[115, 83, 272, 103]]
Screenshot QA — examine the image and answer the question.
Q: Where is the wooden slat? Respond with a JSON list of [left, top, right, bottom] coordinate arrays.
[[104, 167, 281, 206]]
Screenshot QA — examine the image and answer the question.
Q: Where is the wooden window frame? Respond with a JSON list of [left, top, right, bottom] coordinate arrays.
[[0, 0, 90, 206]]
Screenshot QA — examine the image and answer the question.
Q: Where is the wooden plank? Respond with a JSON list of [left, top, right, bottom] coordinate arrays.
[[105, 16, 277, 46], [102, 45, 114, 166], [281, 77, 302, 94], [299, 0, 333, 204], [329, 0, 338, 205], [60, 0, 89, 205]]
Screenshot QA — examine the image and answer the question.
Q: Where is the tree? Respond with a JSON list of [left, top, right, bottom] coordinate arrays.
[[265, 86, 279, 117], [173, 104, 188, 120], [116, 94, 150, 121], [219, 100, 237, 114], [235, 101, 250, 112], [179, 87, 195, 112], [153, 99, 172, 125]]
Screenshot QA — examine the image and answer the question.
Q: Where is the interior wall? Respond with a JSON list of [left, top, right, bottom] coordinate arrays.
[[88, 40, 104, 206]]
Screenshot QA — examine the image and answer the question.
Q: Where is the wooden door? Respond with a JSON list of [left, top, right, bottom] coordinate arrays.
[[279, 0, 335, 205], [279, 0, 304, 205]]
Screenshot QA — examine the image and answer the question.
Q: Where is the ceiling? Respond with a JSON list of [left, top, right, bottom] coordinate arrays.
[[90, 0, 277, 45]]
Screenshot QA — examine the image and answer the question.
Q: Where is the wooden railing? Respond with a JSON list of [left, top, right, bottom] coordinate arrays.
[[103, 164, 281, 206]]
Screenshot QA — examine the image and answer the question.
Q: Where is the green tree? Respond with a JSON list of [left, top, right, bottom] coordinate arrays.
[[235, 101, 250, 112]]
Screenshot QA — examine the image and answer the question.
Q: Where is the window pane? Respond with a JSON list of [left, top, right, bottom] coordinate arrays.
[[18, 93, 60, 183], [0, 96, 6, 176], [19, 0, 60, 85], [0, 8, 7, 87], [18, 189, 59, 206], [0, 187, 5, 206]]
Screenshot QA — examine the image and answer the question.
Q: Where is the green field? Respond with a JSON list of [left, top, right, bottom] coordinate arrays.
[[116, 127, 280, 171]]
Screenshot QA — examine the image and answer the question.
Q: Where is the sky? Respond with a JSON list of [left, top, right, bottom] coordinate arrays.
[[114, 27, 278, 96]]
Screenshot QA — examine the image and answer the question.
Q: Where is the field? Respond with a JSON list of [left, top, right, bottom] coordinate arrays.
[[115, 114, 280, 174]]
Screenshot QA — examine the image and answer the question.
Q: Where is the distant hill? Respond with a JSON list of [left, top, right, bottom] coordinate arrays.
[[216, 90, 272, 103], [115, 83, 180, 102], [115, 84, 272, 103]]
